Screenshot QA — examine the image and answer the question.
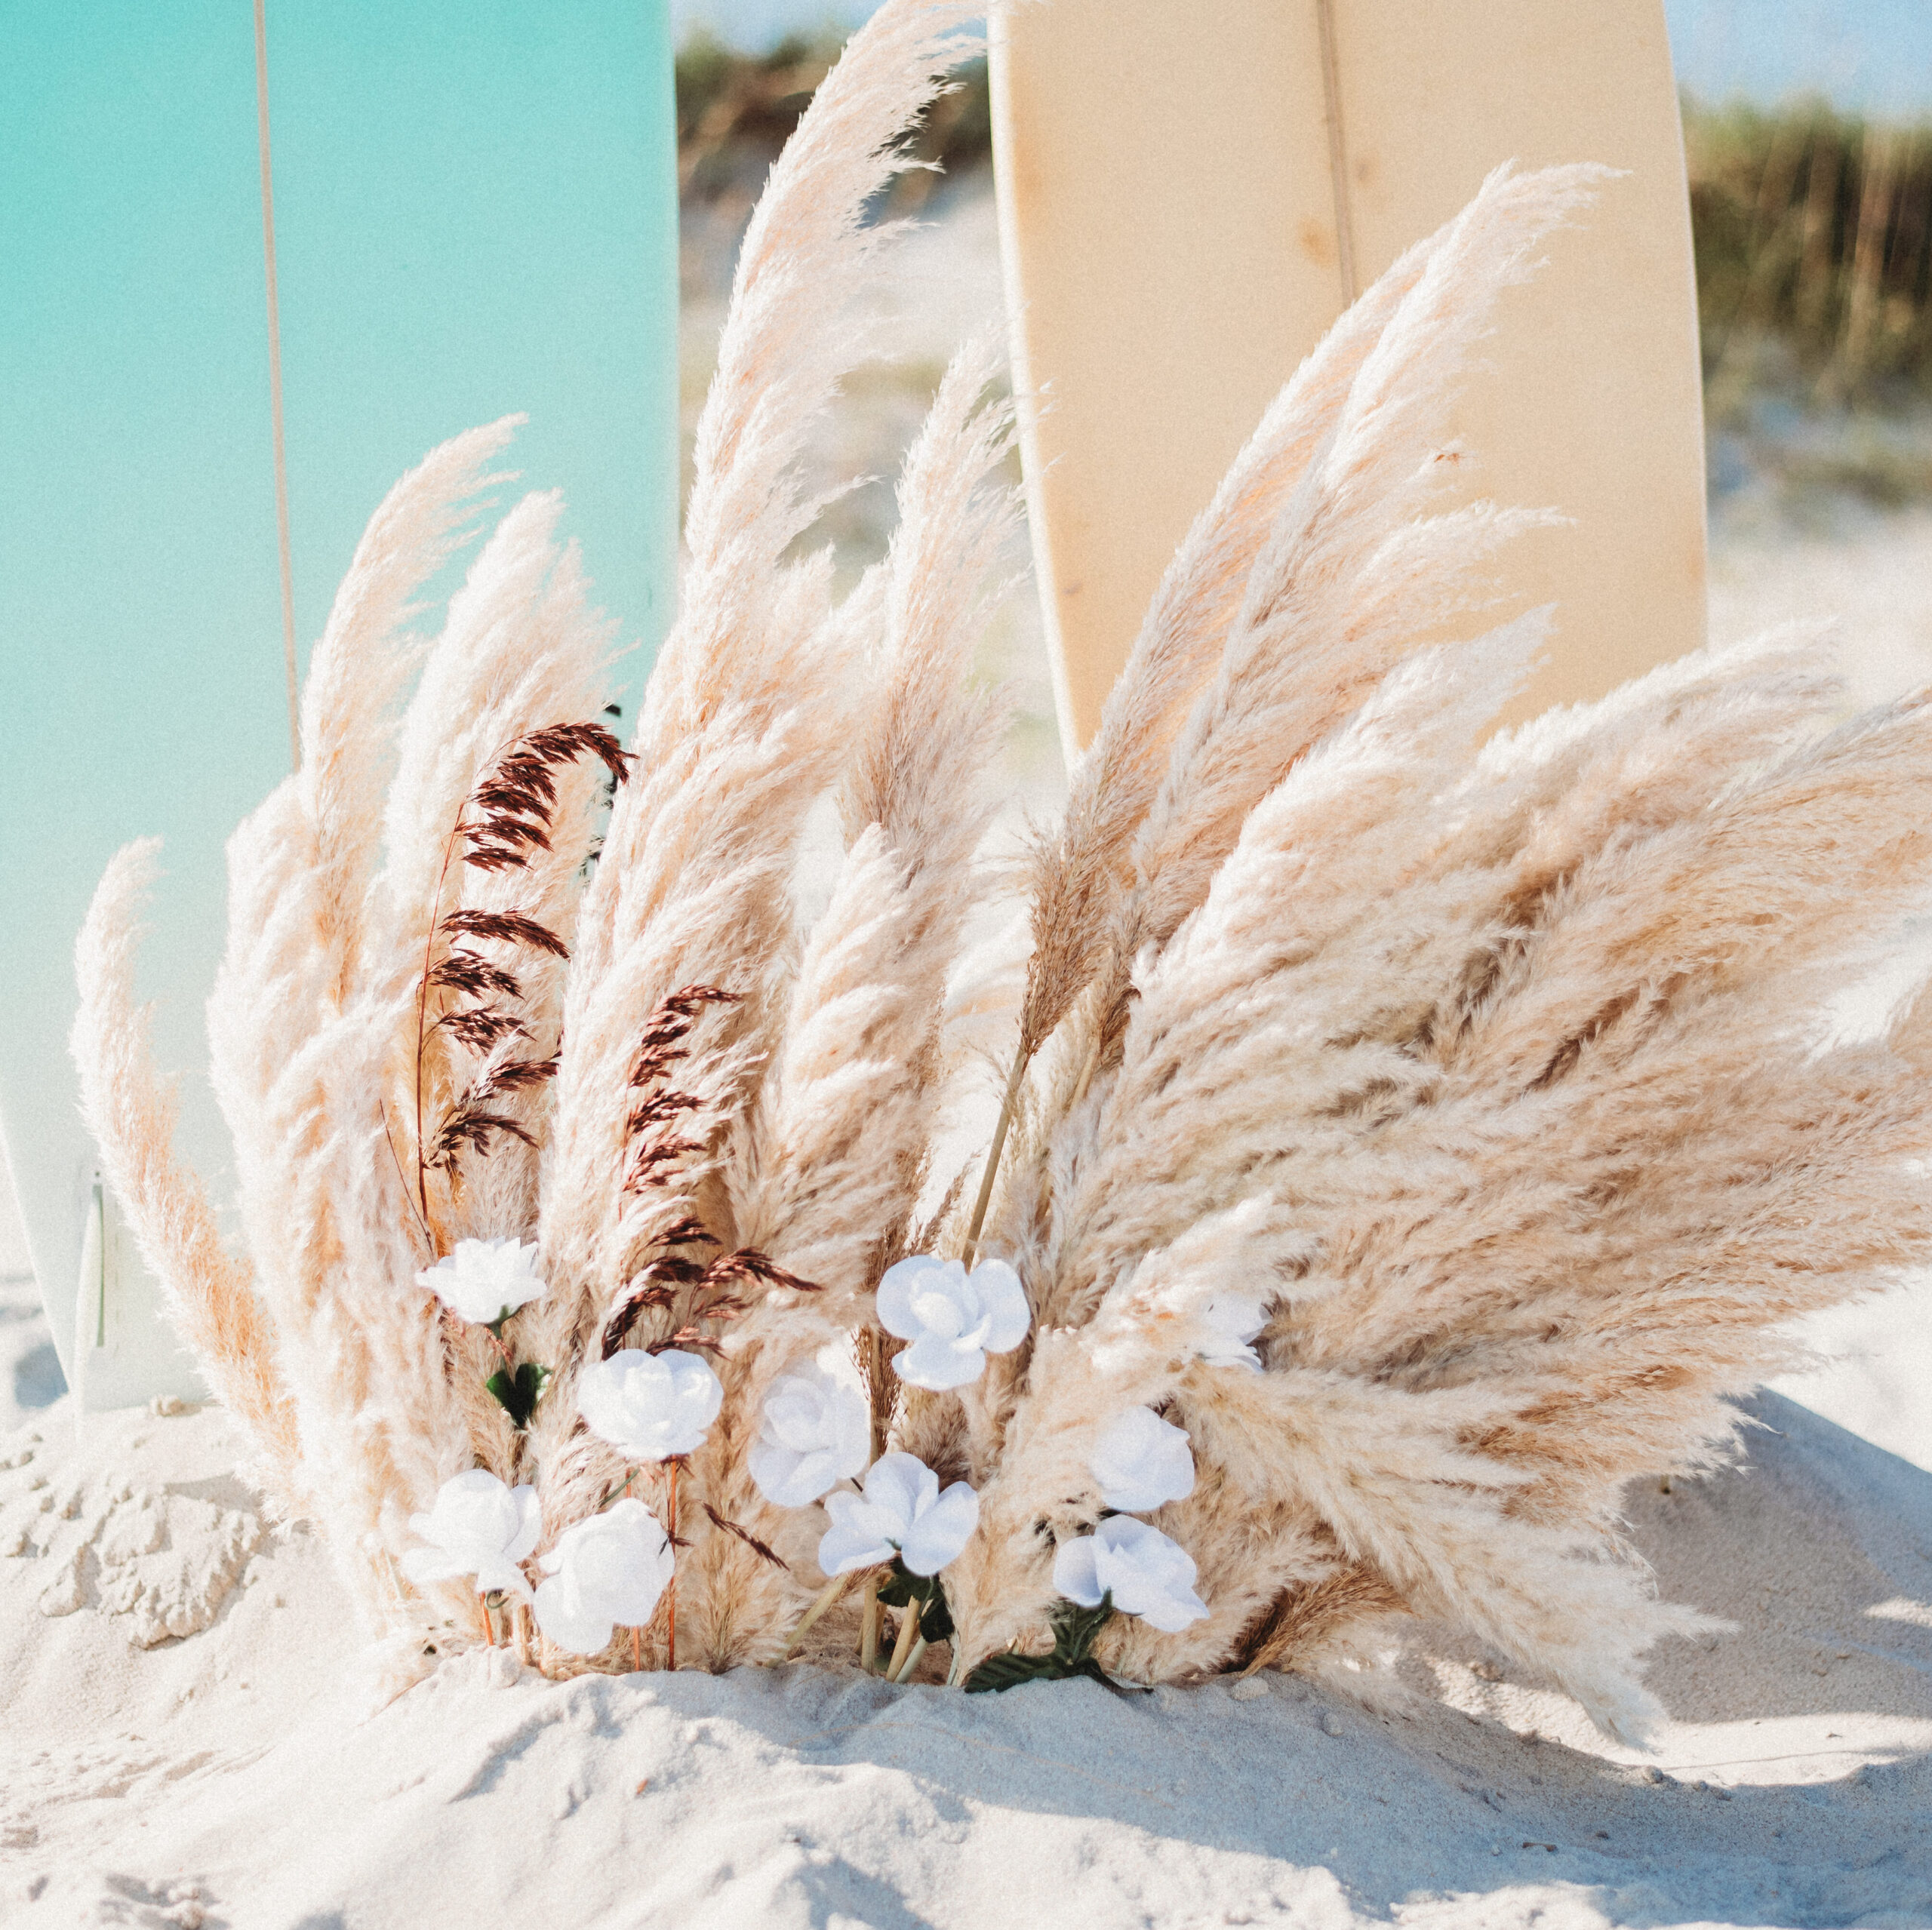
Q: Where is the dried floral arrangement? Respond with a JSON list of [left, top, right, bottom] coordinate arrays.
[[72, 0, 1932, 1741]]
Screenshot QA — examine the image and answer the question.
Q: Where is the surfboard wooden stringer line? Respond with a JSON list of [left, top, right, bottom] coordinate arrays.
[[991, 0, 1709, 762]]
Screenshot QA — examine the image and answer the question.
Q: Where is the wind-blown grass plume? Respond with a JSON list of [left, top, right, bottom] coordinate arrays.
[[684, 337, 1018, 1665], [531, 0, 997, 1640], [537, 0, 986, 1369], [943, 164, 1608, 1521], [1010, 200, 1466, 1096], [198, 422, 540, 1616], [728, 335, 1016, 1301], [1081, 165, 1606, 1065], [71, 842, 300, 1504], [970, 163, 1604, 1308], [934, 155, 1932, 1733], [947, 606, 1932, 1732]]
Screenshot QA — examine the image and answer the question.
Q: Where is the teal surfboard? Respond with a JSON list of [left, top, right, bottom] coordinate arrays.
[[0, 1, 679, 1407]]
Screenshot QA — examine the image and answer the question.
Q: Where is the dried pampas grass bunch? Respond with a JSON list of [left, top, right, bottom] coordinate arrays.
[[72, 0, 1932, 1738]]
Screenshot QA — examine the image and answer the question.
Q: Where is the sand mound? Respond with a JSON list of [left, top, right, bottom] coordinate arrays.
[[1, 1390, 1927, 1928]]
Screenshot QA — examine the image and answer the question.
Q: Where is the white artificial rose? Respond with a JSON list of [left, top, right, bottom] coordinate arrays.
[[817, 1450, 979, 1578], [1090, 1406, 1195, 1513], [577, 1348, 722, 1461], [1052, 1515, 1209, 1633], [400, 1468, 541, 1603], [876, 1254, 1030, 1391], [1199, 1292, 1267, 1371], [414, 1236, 547, 1326], [532, 1499, 674, 1656], [749, 1361, 871, 1508]]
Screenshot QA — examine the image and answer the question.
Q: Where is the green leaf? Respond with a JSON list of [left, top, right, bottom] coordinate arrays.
[[485, 1360, 552, 1430], [964, 1593, 1114, 1694], [877, 1560, 953, 1641]]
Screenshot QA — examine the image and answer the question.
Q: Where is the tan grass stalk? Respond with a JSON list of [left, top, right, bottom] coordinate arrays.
[[71, 843, 300, 1504]]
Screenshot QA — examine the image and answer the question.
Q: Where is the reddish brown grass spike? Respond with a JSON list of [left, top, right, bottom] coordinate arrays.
[[703, 1504, 790, 1571], [429, 951, 524, 1000], [426, 1107, 540, 1170], [433, 1007, 528, 1052], [440, 909, 571, 958]]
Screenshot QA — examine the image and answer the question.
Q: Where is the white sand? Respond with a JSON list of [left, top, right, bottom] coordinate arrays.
[[2, 1388, 1929, 1928]]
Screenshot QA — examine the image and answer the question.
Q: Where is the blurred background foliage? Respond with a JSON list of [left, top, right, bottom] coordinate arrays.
[[675, 32, 989, 207], [674, 37, 1932, 513]]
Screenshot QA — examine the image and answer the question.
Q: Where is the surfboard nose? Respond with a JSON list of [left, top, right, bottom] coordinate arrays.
[[991, 0, 1706, 761]]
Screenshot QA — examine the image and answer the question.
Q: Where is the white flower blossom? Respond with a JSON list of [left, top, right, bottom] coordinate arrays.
[[400, 1468, 541, 1603], [876, 1254, 1030, 1391], [577, 1348, 722, 1461], [1053, 1516, 1209, 1633], [1199, 1292, 1267, 1371], [1091, 1406, 1196, 1513], [749, 1361, 871, 1507], [817, 1451, 979, 1577], [532, 1499, 675, 1656], [414, 1236, 547, 1326]]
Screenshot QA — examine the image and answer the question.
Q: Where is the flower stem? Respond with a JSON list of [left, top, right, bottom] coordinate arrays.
[[961, 1047, 1028, 1268], [666, 1457, 680, 1673], [783, 1570, 856, 1658], [632, 1625, 641, 1673], [892, 1633, 930, 1685], [884, 1597, 921, 1682], [475, 1590, 494, 1647], [859, 1578, 881, 1671], [413, 818, 468, 1232]]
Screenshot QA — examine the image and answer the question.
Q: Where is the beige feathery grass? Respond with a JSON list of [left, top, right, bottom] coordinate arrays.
[[65, 0, 1932, 1732], [72, 843, 300, 1502]]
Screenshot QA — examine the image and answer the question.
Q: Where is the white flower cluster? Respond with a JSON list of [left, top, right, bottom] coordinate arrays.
[[402, 1471, 677, 1657], [401, 1321, 736, 1657], [1051, 1404, 1210, 1633], [740, 1255, 1031, 1588], [403, 1241, 1213, 1665], [415, 1237, 548, 1326]]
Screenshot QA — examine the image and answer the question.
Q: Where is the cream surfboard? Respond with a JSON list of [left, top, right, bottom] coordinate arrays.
[[990, 0, 1707, 759]]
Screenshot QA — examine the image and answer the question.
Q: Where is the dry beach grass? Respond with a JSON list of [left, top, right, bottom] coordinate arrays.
[[61, 0, 1932, 1726], [12, 2, 1932, 1922]]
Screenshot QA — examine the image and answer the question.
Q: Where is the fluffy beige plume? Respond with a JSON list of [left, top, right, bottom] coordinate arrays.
[[1088, 167, 1607, 1050], [974, 164, 1602, 1316], [729, 335, 1016, 1299], [1014, 198, 1463, 1074], [939, 161, 1932, 1731], [191, 423, 551, 1603], [70, 842, 300, 1504], [534, 2, 1000, 1635], [951, 625, 1932, 1722], [682, 339, 1017, 1665], [299, 419, 523, 1008], [355, 491, 615, 1480], [541, 2, 986, 1339]]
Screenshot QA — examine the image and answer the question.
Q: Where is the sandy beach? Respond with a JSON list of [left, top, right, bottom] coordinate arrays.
[[1, 1380, 1928, 1926]]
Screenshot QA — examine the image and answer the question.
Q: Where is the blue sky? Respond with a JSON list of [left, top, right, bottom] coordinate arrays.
[[675, 1, 1932, 113]]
